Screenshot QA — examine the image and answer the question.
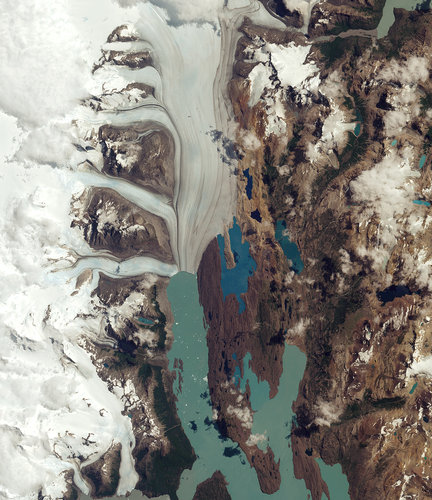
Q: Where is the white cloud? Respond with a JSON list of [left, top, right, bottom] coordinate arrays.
[[377, 57, 429, 85], [246, 433, 267, 447], [384, 86, 420, 137], [0, 0, 88, 127], [227, 404, 253, 429], [350, 148, 420, 250], [408, 355, 432, 378], [287, 318, 310, 338], [314, 399, 342, 427], [239, 129, 261, 151], [339, 249, 352, 275]]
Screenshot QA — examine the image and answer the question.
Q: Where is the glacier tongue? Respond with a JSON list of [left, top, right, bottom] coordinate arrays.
[[0, 0, 277, 497]]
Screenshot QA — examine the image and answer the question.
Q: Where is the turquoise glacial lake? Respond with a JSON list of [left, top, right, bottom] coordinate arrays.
[[377, 0, 419, 38], [167, 272, 311, 499], [317, 460, 350, 500], [217, 217, 257, 314]]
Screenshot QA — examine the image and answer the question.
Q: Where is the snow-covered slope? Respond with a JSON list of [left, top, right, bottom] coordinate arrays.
[[0, 0, 277, 497]]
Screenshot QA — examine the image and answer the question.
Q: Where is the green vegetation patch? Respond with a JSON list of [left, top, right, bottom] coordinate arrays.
[[113, 350, 137, 367], [138, 362, 152, 384], [148, 285, 167, 350], [319, 36, 368, 68], [338, 109, 368, 169], [340, 395, 406, 422], [332, 277, 364, 330], [421, 93, 432, 115], [144, 366, 195, 499], [262, 145, 277, 186], [424, 126, 432, 154]]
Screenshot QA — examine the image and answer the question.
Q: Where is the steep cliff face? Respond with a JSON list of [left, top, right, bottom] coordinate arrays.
[[197, 5, 432, 500]]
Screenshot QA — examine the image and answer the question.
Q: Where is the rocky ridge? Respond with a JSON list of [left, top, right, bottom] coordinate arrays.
[[197, 4, 432, 500]]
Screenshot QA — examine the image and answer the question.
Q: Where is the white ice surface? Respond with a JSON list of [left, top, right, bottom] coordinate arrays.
[[0, 0, 288, 498], [267, 42, 319, 90], [283, 0, 322, 29], [247, 40, 320, 111]]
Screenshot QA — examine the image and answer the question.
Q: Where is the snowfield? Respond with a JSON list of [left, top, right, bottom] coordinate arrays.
[[0, 0, 281, 497]]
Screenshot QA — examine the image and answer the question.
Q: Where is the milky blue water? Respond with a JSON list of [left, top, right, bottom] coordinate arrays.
[[391, 139, 397, 146], [419, 154, 427, 169], [409, 382, 418, 394], [138, 317, 154, 325], [167, 272, 311, 500], [275, 220, 304, 274], [413, 199, 431, 207], [353, 123, 361, 137], [377, 0, 419, 38], [217, 217, 257, 314], [317, 460, 350, 500]]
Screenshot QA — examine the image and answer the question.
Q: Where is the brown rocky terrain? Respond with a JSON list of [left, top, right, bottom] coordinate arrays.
[[99, 49, 153, 69], [66, 22, 196, 500], [197, 5, 432, 500], [259, 0, 385, 34], [82, 443, 122, 498], [94, 25, 153, 71], [64, 6, 432, 500], [192, 471, 232, 500], [79, 272, 196, 499], [308, 0, 385, 36], [71, 187, 173, 262], [99, 125, 175, 198], [198, 236, 287, 494]]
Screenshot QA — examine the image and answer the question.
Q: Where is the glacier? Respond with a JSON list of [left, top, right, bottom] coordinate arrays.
[[0, 0, 287, 497]]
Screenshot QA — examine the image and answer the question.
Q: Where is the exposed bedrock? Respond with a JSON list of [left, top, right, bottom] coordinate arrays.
[[227, 6, 432, 500], [193, 471, 232, 500], [82, 443, 122, 499], [98, 125, 175, 199], [99, 49, 153, 69], [107, 24, 140, 43], [308, 0, 386, 37], [72, 187, 173, 263], [197, 231, 291, 494]]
